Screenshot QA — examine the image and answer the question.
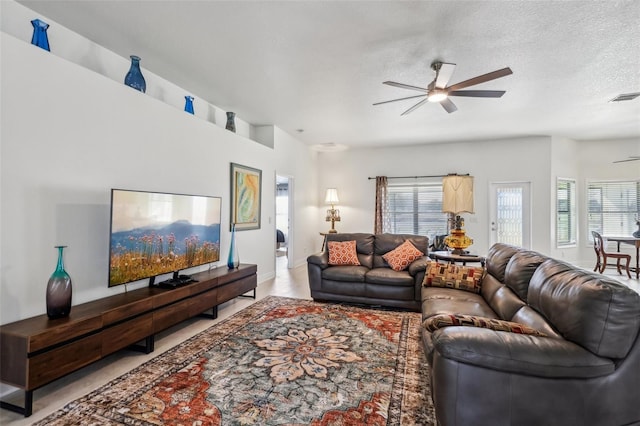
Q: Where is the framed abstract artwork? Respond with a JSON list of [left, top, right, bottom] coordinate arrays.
[[230, 162, 262, 231]]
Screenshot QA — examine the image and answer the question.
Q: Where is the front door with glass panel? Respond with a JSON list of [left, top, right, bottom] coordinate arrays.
[[489, 182, 531, 249]]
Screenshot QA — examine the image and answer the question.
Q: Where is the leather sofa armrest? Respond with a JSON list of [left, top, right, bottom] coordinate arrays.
[[432, 326, 614, 379], [408, 256, 429, 276], [307, 252, 329, 269], [307, 253, 328, 292]]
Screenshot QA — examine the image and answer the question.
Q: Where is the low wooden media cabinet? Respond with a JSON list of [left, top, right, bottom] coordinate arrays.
[[0, 264, 257, 417]]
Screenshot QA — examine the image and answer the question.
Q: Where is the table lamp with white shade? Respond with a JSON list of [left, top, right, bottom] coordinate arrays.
[[442, 175, 474, 254], [325, 188, 341, 233]]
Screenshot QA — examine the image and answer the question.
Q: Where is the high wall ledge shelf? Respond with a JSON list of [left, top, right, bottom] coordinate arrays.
[[1, 31, 272, 147]]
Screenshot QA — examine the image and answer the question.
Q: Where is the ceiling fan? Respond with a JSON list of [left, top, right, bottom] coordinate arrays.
[[374, 61, 513, 114], [613, 155, 640, 163]]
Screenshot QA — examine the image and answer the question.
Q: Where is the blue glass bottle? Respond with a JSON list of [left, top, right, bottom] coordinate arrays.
[[124, 55, 146, 93], [227, 224, 240, 269], [184, 96, 194, 114], [46, 246, 72, 319], [31, 19, 50, 51]]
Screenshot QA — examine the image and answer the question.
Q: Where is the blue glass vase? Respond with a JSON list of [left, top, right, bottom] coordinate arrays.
[[124, 55, 146, 93], [184, 96, 194, 114], [31, 19, 50, 52], [46, 246, 72, 319], [227, 224, 240, 269]]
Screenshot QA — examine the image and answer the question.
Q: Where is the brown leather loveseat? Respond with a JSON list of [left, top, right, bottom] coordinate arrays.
[[307, 233, 429, 311], [422, 243, 640, 426]]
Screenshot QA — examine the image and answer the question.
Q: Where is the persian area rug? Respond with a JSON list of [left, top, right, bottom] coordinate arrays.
[[36, 296, 435, 425]]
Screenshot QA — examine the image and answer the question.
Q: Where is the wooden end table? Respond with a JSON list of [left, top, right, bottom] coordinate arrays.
[[432, 251, 486, 267]]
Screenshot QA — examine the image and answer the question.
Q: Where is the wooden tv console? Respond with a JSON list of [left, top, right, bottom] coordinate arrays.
[[0, 264, 257, 417]]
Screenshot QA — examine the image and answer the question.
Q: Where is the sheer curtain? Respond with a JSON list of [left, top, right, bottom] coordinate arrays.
[[374, 176, 389, 234]]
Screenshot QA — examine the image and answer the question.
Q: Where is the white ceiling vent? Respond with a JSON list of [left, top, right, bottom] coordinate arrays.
[[609, 92, 640, 102]]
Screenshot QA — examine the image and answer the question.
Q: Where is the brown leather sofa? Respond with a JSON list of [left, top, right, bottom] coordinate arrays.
[[307, 233, 429, 311], [422, 243, 640, 426]]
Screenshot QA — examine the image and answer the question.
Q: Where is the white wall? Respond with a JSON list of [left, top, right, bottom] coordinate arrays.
[[317, 136, 636, 263], [0, 27, 318, 324], [0, 0, 255, 141], [549, 137, 580, 261], [537, 136, 639, 264], [576, 138, 640, 263], [317, 136, 553, 256], [272, 127, 320, 266]]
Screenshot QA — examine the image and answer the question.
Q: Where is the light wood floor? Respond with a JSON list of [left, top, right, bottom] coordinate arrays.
[[0, 255, 637, 425]]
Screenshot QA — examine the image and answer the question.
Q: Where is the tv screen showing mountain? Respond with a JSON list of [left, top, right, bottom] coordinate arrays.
[[108, 189, 222, 287]]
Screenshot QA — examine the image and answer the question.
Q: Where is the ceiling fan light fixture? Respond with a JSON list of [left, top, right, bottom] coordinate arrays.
[[428, 90, 447, 103], [375, 62, 512, 114]]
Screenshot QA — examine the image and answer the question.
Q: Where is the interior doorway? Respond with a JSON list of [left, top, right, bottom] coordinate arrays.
[[275, 175, 293, 269]]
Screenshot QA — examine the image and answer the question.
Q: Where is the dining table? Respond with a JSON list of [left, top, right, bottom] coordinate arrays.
[[604, 235, 640, 279]]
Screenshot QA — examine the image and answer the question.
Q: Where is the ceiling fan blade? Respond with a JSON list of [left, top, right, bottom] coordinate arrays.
[[440, 98, 458, 113], [373, 94, 426, 106], [383, 81, 428, 92], [435, 62, 456, 89], [449, 90, 506, 98], [401, 98, 429, 115], [447, 67, 513, 91]]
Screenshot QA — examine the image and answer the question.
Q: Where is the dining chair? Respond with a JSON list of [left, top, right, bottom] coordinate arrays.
[[592, 231, 631, 278]]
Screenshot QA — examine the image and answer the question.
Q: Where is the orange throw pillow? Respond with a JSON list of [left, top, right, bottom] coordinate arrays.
[[382, 240, 424, 271], [328, 240, 361, 266]]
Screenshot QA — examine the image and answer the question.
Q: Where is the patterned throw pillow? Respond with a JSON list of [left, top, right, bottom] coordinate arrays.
[[328, 240, 361, 266], [422, 261, 485, 293], [423, 313, 547, 337], [382, 240, 424, 271]]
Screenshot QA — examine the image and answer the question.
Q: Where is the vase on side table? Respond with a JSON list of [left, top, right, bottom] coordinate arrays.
[[46, 246, 72, 319], [227, 224, 240, 269]]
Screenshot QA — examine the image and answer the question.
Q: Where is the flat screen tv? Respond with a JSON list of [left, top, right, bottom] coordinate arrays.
[[109, 189, 222, 288]]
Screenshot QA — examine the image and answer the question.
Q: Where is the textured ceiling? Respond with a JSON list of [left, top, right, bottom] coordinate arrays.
[[18, 0, 640, 148]]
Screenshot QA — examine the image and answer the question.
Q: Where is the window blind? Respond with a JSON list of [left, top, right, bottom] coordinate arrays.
[[556, 179, 576, 246], [587, 179, 640, 240], [386, 182, 448, 240]]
